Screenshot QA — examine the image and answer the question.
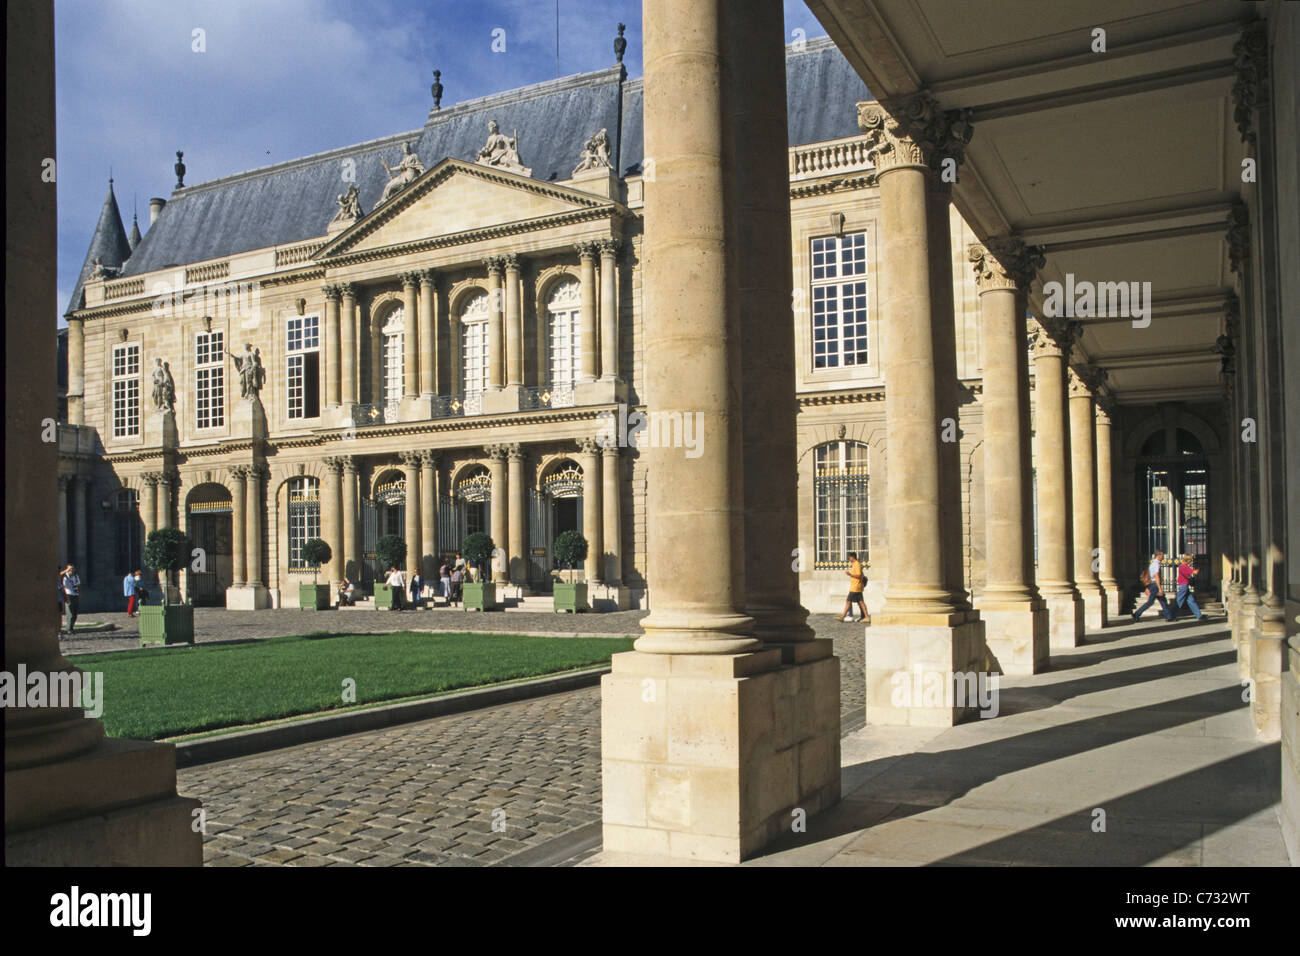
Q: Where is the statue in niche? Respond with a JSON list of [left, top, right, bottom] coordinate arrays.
[[150, 358, 176, 413], [476, 120, 531, 175], [573, 128, 612, 175], [332, 183, 363, 223], [228, 342, 266, 399], [379, 142, 425, 204]]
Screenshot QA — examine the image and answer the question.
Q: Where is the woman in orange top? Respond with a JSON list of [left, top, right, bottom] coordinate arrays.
[[838, 552, 869, 624]]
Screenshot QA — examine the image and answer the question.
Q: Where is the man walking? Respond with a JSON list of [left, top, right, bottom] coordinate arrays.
[[61, 564, 81, 634], [838, 552, 869, 623], [1132, 550, 1173, 622], [1173, 553, 1202, 621]]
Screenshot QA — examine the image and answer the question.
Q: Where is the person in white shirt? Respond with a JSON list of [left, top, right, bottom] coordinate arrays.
[[1132, 550, 1173, 622], [386, 566, 406, 610], [61, 564, 82, 633]]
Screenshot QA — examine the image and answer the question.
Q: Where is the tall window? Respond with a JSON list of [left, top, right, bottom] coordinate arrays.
[[115, 489, 141, 574], [112, 343, 141, 437], [287, 476, 320, 569], [195, 330, 225, 429], [814, 440, 869, 568], [287, 315, 320, 419], [460, 292, 490, 398], [811, 232, 868, 369], [381, 305, 404, 412], [547, 279, 581, 389]]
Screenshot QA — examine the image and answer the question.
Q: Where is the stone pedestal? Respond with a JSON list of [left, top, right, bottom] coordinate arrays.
[[399, 394, 433, 421], [601, 643, 840, 863], [982, 601, 1050, 676], [480, 386, 523, 415], [866, 615, 987, 727], [1251, 604, 1286, 739], [590, 583, 631, 611], [573, 379, 625, 408], [144, 409, 177, 448], [231, 396, 268, 439], [226, 585, 269, 610], [569, 167, 620, 199], [1044, 591, 1086, 649]]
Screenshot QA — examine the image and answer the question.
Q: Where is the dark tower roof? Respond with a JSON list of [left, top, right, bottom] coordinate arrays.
[[128, 212, 142, 250], [111, 36, 868, 282], [65, 179, 133, 315]]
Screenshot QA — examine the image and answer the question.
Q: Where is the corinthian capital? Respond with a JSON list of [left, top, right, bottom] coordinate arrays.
[[1068, 364, 1108, 398], [969, 238, 1045, 294], [1232, 20, 1268, 146], [1028, 319, 1064, 359], [1225, 204, 1250, 275], [858, 93, 973, 177]]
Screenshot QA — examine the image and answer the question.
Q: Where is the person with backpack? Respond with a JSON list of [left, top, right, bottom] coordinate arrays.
[[1132, 550, 1173, 622], [1173, 553, 1202, 621], [837, 552, 870, 623]]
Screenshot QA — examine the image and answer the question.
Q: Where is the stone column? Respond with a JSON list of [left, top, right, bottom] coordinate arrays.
[[4, 0, 201, 863], [485, 257, 504, 390], [969, 240, 1049, 674], [420, 450, 437, 579], [141, 472, 158, 550], [245, 465, 263, 587], [449, 292, 462, 395], [340, 283, 357, 405], [324, 457, 344, 588], [1069, 364, 1107, 629], [419, 271, 435, 397], [341, 456, 358, 583], [57, 476, 69, 567], [323, 284, 341, 408], [369, 293, 383, 405], [72, 475, 89, 575], [400, 450, 422, 573], [504, 255, 523, 387], [598, 239, 620, 381], [487, 445, 508, 583], [507, 444, 526, 586], [577, 242, 598, 383], [1094, 401, 1122, 620], [579, 438, 603, 587], [229, 466, 246, 586], [857, 94, 986, 726], [156, 471, 173, 531], [1031, 321, 1085, 647], [601, 443, 622, 587], [66, 316, 85, 426], [402, 272, 420, 400]]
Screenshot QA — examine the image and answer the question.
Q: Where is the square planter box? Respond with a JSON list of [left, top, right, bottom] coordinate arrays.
[[553, 581, 588, 613], [374, 583, 400, 610], [139, 603, 195, 646], [463, 581, 497, 611], [299, 582, 331, 610]]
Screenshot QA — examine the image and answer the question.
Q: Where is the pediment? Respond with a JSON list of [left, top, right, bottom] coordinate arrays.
[[316, 159, 611, 260]]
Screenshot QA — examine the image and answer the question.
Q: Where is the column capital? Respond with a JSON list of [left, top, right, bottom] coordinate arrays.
[[969, 238, 1045, 294], [322, 283, 342, 302], [500, 252, 520, 273], [1095, 394, 1116, 423], [505, 443, 524, 462], [482, 256, 505, 278], [399, 450, 423, 469], [400, 271, 422, 289], [340, 454, 357, 474], [858, 92, 973, 177], [596, 237, 621, 259], [484, 443, 509, 462], [323, 456, 345, 475], [1225, 203, 1250, 275], [1068, 364, 1107, 398], [142, 470, 163, 486], [1231, 20, 1269, 147], [601, 440, 621, 459], [575, 240, 600, 262], [245, 464, 266, 480], [337, 281, 357, 299], [226, 464, 247, 481], [420, 449, 440, 468], [578, 436, 602, 457], [58, 474, 72, 490]]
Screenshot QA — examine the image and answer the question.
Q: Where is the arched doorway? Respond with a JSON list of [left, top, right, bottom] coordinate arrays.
[[1136, 426, 1211, 593], [365, 469, 406, 586], [531, 459, 584, 586], [186, 482, 233, 606]]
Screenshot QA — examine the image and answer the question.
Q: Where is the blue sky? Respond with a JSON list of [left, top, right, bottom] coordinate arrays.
[[55, 0, 828, 323]]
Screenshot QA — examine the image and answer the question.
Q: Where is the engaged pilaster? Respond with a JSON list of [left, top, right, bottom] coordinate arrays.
[[577, 242, 599, 384], [323, 284, 341, 409], [339, 282, 357, 405]]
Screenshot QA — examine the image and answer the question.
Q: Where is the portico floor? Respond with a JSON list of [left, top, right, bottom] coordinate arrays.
[[590, 617, 1290, 866]]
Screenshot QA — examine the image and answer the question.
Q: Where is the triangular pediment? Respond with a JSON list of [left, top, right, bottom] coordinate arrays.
[[316, 158, 612, 260]]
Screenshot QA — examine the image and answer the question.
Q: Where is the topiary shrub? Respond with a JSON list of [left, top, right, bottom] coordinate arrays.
[[302, 538, 332, 582], [553, 529, 588, 583], [375, 534, 406, 574], [461, 532, 495, 578], [144, 527, 191, 605]]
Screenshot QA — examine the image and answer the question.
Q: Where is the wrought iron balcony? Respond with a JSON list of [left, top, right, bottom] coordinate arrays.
[[520, 385, 576, 411]]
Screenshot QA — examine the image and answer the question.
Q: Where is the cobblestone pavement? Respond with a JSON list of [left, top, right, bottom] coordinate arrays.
[[177, 617, 867, 866]]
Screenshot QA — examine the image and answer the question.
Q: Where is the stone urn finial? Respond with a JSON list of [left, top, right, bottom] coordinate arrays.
[[174, 150, 186, 189], [431, 69, 443, 109], [614, 23, 627, 63]]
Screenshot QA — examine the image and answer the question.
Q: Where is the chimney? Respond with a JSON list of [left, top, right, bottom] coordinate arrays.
[[149, 197, 166, 225]]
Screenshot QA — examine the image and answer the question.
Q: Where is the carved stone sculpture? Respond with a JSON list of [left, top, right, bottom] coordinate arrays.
[[476, 120, 531, 176], [573, 128, 612, 175], [378, 141, 425, 205], [331, 184, 363, 223], [150, 358, 174, 412], [228, 342, 266, 399]]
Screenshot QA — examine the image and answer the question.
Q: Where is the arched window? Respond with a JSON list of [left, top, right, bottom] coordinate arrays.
[[455, 466, 491, 540], [814, 441, 869, 568], [547, 278, 582, 395], [287, 477, 321, 570], [460, 291, 490, 406], [380, 305, 404, 413]]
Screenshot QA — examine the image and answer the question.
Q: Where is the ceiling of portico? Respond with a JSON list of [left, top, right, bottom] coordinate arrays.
[[807, 0, 1249, 405]]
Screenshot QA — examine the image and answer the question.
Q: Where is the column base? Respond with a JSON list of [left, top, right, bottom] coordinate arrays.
[[1079, 584, 1106, 630], [398, 395, 433, 421], [4, 737, 203, 866], [1099, 579, 1122, 621], [600, 643, 840, 863], [1250, 609, 1286, 740], [1235, 594, 1260, 677], [479, 387, 523, 415], [1043, 590, 1085, 648], [865, 618, 988, 727], [226, 585, 269, 610], [980, 601, 1049, 675]]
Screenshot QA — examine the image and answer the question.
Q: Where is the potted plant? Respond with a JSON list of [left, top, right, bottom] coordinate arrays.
[[373, 534, 406, 610], [552, 530, 589, 613], [140, 527, 195, 645], [299, 538, 332, 610], [461, 532, 497, 611]]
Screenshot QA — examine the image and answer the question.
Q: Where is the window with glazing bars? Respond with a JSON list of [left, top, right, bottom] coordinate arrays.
[[814, 441, 869, 568], [195, 330, 224, 428], [811, 233, 868, 369], [112, 343, 141, 437]]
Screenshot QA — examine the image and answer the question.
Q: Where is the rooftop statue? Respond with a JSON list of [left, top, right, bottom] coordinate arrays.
[[573, 128, 612, 175], [378, 142, 425, 205], [331, 183, 364, 223], [476, 120, 531, 176]]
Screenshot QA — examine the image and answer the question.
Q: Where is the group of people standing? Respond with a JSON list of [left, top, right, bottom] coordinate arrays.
[[334, 553, 477, 610]]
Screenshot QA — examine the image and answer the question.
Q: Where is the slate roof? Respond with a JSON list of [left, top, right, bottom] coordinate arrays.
[[102, 36, 868, 298], [66, 180, 133, 315]]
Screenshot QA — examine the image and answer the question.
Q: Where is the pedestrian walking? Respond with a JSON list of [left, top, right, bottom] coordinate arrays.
[[1173, 553, 1202, 621], [1132, 550, 1174, 622], [838, 552, 870, 623], [386, 565, 406, 610], [123, 570, 137, 616], [61, 564, 81, 634], [449, 565, 464, 607], [439, 558, 452, 604], [409, 568, 424, 609]]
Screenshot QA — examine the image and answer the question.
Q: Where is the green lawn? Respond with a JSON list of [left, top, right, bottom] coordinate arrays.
[[69, 632, 634, 741]]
